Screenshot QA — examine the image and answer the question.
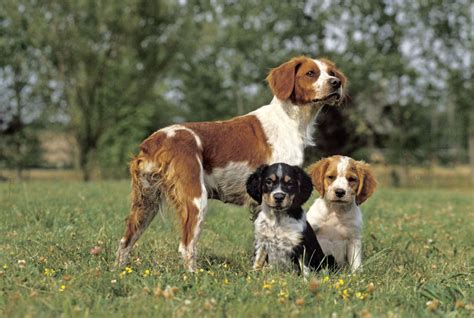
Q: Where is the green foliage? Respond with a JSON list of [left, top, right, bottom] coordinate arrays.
[[0, 0, 472, 179], [0, 181, 472, 316], [0, 126, 41, 173]]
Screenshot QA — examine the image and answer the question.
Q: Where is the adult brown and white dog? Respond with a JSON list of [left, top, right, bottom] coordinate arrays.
[[115, 56, 347, 272], [306, 156, 377, 272]]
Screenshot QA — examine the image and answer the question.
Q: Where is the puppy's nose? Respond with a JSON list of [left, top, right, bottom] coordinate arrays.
[[330, 77, 341, 89], [335, 188, 346, 198], [273, 193, 285, 203]]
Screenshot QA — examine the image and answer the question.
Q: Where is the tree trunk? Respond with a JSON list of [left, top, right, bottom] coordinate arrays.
[[16, 167, 23, 180], [469, 111, 474, 185], [78, 143, 92, 182]]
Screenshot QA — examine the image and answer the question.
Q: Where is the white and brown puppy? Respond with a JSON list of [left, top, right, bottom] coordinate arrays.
[[246, 163, 333, 274], [307, 156, 377, 272], [116, 56, 346, 272]]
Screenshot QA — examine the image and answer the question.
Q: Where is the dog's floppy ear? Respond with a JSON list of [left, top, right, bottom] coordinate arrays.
[[355, 161, 377, 205], [266, 57, 305, 101], [293, 166, 313, 207], [246, 165, 268, 204], [307, 158, 330, 197]]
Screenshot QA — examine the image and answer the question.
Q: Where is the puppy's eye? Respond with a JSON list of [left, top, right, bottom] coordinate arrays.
[[265, 179, 273, 186], [348, 177, 357, 183], [306, 70, 315, 77], [328, 71, 335, 76], [327, 175, 335, 180]]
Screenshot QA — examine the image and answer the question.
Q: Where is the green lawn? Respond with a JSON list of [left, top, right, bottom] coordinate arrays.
[[0, 181, 472, 317]]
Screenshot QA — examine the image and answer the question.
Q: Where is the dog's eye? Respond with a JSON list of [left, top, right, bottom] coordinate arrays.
[[265, 179, 273, 186], [306, 70, 315, 77], [328, 71, 335, 76], [327, 175, 335, 180], [348, 177, 357, 183]]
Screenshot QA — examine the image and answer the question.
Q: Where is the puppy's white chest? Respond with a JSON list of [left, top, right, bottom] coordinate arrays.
[[255, 214, 304, 265], [256, 218, 303, 246], [317, 214, 352, 240]]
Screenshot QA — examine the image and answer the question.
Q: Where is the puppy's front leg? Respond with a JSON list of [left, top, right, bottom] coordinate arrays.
[[253, 241, 268, 270], [347, 238, 362, 272]]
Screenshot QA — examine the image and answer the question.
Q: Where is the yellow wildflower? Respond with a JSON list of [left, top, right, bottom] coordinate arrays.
[[278, 290, 289, 298], [223, 278, 230, 285], [262, 281, 272, 289], [3, 264, 8, 270], [335, 278, 345, 289], [125, 266, 133, 273], [59, 284, 66, 292], [143, 269, 151, 277], [44, 268, 56, 277], [322, 276, 330, 284], [341, 288, 350, 300]]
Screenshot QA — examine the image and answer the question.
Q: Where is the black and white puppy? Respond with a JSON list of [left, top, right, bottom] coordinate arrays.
[[246, 163, 333, 274]]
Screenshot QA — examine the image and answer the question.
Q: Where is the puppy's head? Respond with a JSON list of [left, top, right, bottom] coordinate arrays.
[[246, 163, 313, 211], [266, 56, 347, 106], [308, 156, 377, 205]]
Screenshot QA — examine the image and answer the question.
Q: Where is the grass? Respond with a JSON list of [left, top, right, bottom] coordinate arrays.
[[0, 181, 472, 317]]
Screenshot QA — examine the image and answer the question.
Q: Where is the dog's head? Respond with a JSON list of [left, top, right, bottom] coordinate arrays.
[[308, 156, 377, 205], [246, 163, 313, 211], [266, 56, 346, 106]]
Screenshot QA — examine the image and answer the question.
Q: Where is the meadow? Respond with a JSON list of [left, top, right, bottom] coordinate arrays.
[[0, 180, 472, 317]]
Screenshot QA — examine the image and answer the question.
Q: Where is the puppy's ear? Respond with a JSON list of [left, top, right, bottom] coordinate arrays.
[[307, 159, 330, 197], [355, 161, 377, 205], [246, 165, 268, 204], [293, 166, 313, 206], [266, 57, 305, 100]]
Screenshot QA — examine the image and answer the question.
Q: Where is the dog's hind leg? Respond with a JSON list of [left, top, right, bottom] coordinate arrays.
[[116, 157, 161, 268], [173, 155, 208, 272]]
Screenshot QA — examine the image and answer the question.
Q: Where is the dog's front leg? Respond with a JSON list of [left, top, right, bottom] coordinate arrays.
[[347, 238, 362, 272], [253, 241, 268, 270]]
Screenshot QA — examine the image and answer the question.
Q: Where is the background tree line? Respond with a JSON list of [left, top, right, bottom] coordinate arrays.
[[0, 0, 472, 183]]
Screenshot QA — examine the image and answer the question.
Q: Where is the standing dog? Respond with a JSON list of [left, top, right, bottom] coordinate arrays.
[[306, 156, 377, 272], [246, 163, 332, 274], [116, 56, 346, 272]]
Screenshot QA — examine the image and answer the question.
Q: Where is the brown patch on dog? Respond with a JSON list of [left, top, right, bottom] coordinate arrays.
[[308, 158, 329, 196], [266, 56, 317, 103], [284, 175, 291, 183], [354, 161, 377, 205], [292, 58, 321, 105], [183, 115, 272, 173]]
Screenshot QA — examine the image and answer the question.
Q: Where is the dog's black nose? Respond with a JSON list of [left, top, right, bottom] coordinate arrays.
[[335, 188, 346, 198], [330, 77, 341, 89], [273, 193, 285, 203]]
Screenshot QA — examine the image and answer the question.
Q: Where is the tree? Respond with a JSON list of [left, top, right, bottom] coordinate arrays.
[[0, 1, 48, 178], [36, 0, 187, 180]]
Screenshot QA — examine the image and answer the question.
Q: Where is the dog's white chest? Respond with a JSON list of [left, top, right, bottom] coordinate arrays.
[[307, 198, 362, 267], [255, 213, 305, 266], [251, 103, 306, 166]]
